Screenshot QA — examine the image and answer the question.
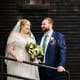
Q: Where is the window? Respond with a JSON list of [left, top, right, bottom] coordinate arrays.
[[16, 0, 50, 9], [29, 0, 49, 5]]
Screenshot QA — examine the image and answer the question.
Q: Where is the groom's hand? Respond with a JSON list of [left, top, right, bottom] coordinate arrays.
[[57, 66, 65, 72]]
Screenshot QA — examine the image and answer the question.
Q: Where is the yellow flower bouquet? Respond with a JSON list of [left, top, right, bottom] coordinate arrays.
[[25, 43, 44, 62]]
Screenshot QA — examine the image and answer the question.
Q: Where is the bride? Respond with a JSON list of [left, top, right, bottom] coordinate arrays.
[[5, 19, 40, 80]]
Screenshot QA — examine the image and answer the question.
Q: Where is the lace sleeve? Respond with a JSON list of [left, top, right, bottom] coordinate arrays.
[[5, 32, 16, 58]]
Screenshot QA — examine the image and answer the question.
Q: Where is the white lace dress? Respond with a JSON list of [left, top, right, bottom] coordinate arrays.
[[5, 32, 40, 80]]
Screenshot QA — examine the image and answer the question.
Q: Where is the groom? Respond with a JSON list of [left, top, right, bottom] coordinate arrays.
[[37, 17, 66, 80]]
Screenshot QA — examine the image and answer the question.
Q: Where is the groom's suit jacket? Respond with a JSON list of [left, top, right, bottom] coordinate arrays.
[[36, 31, 66, 76]]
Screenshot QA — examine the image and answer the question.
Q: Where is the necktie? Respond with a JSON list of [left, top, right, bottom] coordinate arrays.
[[42, 35, 48, 53]]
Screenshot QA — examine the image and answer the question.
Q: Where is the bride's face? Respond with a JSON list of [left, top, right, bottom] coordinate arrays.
[[21, 22, 31, 34]]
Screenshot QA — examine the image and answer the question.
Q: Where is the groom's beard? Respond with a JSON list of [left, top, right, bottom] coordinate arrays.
[[42, 27, 49, 33]]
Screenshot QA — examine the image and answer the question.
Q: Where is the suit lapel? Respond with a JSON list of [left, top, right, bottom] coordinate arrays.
[[48, 32, 55, 45], [46, 32, 58, 51]]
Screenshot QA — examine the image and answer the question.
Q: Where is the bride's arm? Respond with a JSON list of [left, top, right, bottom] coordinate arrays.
[[7, 42, 23, 63], [7, 42, 17, 59]]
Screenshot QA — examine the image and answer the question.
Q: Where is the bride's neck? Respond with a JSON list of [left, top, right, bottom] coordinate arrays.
[[20, 31, 29, 38]]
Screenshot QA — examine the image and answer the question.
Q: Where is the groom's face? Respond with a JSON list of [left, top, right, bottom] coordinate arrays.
[[41, 19, 51, 32]]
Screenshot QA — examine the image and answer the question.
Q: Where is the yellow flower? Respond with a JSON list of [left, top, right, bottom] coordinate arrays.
[[25, 43, 44, 62]]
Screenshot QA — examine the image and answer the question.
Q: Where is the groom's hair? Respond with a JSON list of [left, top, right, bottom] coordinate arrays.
[[43, 17, 54, 26]]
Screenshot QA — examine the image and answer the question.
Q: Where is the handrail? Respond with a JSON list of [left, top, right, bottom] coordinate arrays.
[[0, 56, 70, 80], [0, 73, 35, 80]]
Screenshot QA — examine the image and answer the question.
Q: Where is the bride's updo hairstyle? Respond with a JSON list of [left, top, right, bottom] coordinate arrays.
[[19, 19, 31, 32]]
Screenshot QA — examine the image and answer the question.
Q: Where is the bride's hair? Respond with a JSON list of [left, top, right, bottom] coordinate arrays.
[[19, 19, 33, 37]]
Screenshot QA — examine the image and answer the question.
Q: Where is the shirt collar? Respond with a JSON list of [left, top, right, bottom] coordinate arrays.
[[45, 29, 53, 37]]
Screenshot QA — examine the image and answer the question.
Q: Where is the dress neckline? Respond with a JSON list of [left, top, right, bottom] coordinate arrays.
[[17, 32, 29, 40]]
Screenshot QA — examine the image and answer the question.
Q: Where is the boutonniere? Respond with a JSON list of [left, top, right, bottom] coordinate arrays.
[[50, 37, 54, 41], [50, 37, 56, 45]]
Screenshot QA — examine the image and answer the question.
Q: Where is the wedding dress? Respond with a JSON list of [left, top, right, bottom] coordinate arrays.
[[5, 32, 39, 80]]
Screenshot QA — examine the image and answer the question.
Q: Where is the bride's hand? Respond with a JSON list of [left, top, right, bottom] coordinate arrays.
[[10, 52, 23, 63], [16, 57, 23, 63], [33, 58, 40, 63]]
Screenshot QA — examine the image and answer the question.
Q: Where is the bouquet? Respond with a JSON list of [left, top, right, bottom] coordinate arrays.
[[25, 42, 44, 62]]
